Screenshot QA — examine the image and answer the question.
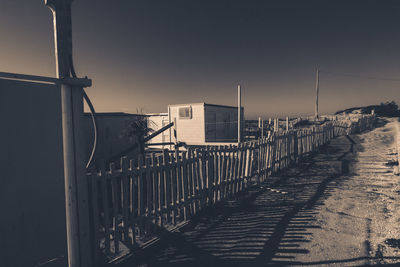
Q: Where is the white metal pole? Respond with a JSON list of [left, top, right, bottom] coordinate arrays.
[[45, 1, 92, 266], [174, 117, 178, 144], [286, 117, 289, 132], [315, 66, 320, 120], [238, 84, 241, 143], [261, 118, 264, 139]]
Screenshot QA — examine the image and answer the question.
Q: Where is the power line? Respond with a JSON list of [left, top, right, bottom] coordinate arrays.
[[320, 70, 400, 82]]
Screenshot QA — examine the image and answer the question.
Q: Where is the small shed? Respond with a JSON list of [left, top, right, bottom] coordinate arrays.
[[168, 103, 244, 146]]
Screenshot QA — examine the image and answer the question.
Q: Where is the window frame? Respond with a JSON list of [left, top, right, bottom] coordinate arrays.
[[178, 106, 192, 119]]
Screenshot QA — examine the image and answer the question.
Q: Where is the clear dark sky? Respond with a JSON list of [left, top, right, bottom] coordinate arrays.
[[1, 0, 400, 118]]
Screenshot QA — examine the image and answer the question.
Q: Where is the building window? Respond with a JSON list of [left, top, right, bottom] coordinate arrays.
[[179, 106, 192, 119]]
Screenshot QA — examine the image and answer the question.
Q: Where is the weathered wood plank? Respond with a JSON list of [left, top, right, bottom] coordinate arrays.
[[121, 157, 130, 245], [163, 150, 172, 225], [100, 163, 111, 255], [187, 150, 194, 217], [181, 151, 188, 221], [137, 156, 145, 238], [158, 155, 165, 226], [129, 159, 137, 245], [88, 170, 100, 264], [109, 163, 120, 254]]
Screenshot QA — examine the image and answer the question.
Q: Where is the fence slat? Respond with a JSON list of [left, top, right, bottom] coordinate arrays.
[[100, 163, 111, 255], [88, 171, 100, 265], [121, 157, 130, 245], [109, 163, 120, 254], [137, 156, 145, 238], [129, 159, 137, 246], [181, 151, 188, 221]]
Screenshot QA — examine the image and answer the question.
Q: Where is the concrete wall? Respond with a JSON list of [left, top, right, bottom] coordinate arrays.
[[0, 78, 67, 267]]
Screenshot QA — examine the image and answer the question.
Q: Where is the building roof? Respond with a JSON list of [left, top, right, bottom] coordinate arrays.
[[83, 112, 146, 117], [146, 112, 168, 116], [168, 102, 243, 109]]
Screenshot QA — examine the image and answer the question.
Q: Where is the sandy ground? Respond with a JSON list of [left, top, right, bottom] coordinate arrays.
[[116, 117, 400, 267], [278, 117, 400, 266]]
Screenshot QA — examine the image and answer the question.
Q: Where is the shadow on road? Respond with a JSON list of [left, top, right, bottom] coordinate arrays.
[[113, 135, 370, 267]]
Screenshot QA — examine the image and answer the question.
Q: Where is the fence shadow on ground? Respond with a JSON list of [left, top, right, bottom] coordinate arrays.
[[113, 136, 356, 267]]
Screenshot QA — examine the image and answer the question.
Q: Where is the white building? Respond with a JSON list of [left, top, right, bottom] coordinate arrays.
[[147, 103, 244, 147]]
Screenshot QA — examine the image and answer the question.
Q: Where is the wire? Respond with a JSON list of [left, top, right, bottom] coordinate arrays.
[[70, 54, 98, 169], [320, 70, 400, 82]]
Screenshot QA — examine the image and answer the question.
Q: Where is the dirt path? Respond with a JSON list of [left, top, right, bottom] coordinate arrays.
[[279, 117, 400, 266], [116, 117, 400, 267]]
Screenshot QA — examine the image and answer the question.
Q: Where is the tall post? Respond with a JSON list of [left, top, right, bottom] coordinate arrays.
[[261, 118, 264, 139], [238, 84, 241, 143], [45, 1, 93, 267], [315, 66, 320, 121], [286, 117, 289, 132], [173, 117, 178, 144]]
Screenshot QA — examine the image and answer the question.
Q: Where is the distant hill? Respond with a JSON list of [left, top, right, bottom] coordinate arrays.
[[335, 101, 400, 117]]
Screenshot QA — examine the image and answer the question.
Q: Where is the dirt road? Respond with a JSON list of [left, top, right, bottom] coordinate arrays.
[[118, 117, 400, 267], [279, 117, 400, 266]]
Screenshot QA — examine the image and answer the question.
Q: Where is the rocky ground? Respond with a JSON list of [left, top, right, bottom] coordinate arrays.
[[116, 117, 400, 267]]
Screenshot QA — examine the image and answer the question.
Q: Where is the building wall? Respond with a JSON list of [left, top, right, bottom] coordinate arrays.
[[205, 105, 244, 142], [169, 104, 205, 145], [0, 78, 67, 267], [83, 113, 144, 166], [168, 103, 244, 145]]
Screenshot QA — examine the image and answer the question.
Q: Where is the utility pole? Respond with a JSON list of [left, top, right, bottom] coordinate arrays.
[[44, 1, 93, 267], [286, 117, 289, 132], [258, 117, 264, 139], [315, 65, 320, 121], [238, 84, 242, 143]]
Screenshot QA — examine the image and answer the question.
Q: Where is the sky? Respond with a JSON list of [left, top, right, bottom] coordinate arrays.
[[1, 0, 400, 118]]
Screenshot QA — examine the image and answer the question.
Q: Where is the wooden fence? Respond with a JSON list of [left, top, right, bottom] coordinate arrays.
[[87, 114, 375, 264]]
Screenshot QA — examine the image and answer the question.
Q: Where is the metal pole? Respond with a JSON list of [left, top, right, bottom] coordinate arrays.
[[45, 1, 92, 266], [238, 84, 241, 143], [286, 117, 289, 132], [261, 118, 264, 139], [315, 66, 320, 120], [174, 117, 178, 144]]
